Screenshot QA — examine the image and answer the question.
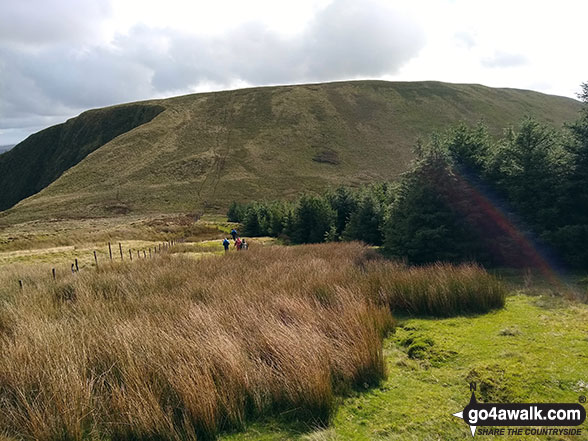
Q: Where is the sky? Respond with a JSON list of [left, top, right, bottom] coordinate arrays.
[[1, 0, 587, 145]]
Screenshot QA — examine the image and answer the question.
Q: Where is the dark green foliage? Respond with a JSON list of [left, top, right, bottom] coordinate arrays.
[[383, 148, 484, 264], [240, 201, 291, 237], [560, 83, 588, 226], [233, 82, 588, 269], [242, 203, 264, 236], [578, 82, 588, 103], [227, 201, 246, 222], [239, 195, 338, 244], [0, 104, 164, 211], [290, 195, 336, 244], [486, 119, 566, 231], [546, 84, 588, 266], [261, 201, 289, 237], [543, 225, 588, 269], [444, 122, 491, 174], [343, 192, 385, 246], [326, 186, 359, 237], [383, 102, 588, 268]]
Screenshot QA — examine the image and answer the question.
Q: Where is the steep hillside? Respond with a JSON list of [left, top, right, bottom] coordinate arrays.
[[0, 81, 581, 222], [0, 104, 164, 211], [0, 145, 15, 154]]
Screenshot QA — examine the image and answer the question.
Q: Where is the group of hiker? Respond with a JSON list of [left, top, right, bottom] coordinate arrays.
[[222, 228, 248, 253]]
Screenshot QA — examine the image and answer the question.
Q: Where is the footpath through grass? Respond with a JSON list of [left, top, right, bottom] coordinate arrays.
[[222, 294, 588, 441]]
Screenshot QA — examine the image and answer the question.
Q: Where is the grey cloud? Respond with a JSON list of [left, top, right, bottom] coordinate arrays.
[[304, 0, 423, 79], [482, 51, 527, 68], [0, 0, 111, 46], [131, 0, 426, 91], [0, 0, 426, 144]]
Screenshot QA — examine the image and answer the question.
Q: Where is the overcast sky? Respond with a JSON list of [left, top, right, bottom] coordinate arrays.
[[1, 0, 587, 145]]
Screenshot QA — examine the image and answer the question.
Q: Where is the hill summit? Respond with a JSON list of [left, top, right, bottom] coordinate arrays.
[[0, 80, 581, 222]]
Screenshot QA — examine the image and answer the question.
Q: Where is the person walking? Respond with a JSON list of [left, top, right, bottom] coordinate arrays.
[[242, 239, 248, 250], [222, 238, 230, 253], [235, 237, 242, 251], [230, 228, 238, 240]]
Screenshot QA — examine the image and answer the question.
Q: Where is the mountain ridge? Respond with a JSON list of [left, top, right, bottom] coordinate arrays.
[[0, 80, 581, 223]]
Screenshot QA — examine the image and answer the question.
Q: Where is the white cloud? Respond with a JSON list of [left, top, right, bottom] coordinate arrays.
[[392, 0, 588, 98], [1, 0, 587, 145], [481, 52, 527, 69], [0, 0, 425, 144]]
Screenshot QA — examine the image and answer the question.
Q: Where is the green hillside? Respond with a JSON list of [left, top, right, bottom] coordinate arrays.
[[0, 81, 581, 223], [0, 104, 164, 211]]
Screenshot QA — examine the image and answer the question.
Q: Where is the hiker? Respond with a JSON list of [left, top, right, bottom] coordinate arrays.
[[235, 237, 242, 251], [222, 238, 230, 253], [242, 239, 248, 250], [230, 228, 238, 240]]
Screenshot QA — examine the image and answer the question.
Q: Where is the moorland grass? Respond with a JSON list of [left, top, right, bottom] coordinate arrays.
[[225, 295, 588, 441], [0, 242, 505, 440], [0, 214, 228, 253], [364, 261, 506, 316]]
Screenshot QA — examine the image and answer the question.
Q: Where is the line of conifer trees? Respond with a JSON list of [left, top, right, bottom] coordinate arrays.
[[228, 83, 588, 268]]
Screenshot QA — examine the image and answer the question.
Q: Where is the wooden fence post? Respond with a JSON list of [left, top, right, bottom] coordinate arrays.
[[52, 268, 56, 280], [71, 263, 75, 274], [119, 242, 123, 260], [143, 250, 146, 258], [149, 248, 152, 258], [129, 249, 133, 261], [75, 258, 79, 272], [137, 249, 140, 259], [108, 242, 112, 260], [94, 251, 98, 267], [19, 280, 23, 290]]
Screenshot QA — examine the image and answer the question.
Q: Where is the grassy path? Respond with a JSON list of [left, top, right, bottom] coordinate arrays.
[[223, 294, 588, 441]]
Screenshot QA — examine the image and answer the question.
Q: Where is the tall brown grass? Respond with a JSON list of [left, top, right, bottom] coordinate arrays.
[[0, 243, 505, 440]]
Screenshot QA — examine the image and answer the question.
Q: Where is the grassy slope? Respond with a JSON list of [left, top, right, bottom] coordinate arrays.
[[0, 81, 581, 223], [0, 104, 164, 211], [223, 294, 588, 441]]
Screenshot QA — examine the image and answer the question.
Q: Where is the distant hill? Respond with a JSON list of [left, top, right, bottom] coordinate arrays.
[[0, 145, 15, 154], [0, 80, 582, 223]]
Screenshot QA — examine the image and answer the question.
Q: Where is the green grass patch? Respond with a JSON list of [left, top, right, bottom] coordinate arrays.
[[222, 294, 588, 441]]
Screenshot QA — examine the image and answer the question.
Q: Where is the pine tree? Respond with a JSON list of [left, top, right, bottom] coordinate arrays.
[[291, 194, 336, 244]]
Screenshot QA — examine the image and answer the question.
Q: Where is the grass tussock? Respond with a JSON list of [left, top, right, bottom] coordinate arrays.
[[364, 261, 506, 316], [0, 242, 505, 440]]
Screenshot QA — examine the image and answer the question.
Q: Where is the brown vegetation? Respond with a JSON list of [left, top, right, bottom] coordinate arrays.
[[0, 242, 505, 440]]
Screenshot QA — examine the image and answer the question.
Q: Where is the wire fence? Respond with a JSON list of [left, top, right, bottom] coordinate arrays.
[[17, 239, 179, 290]]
